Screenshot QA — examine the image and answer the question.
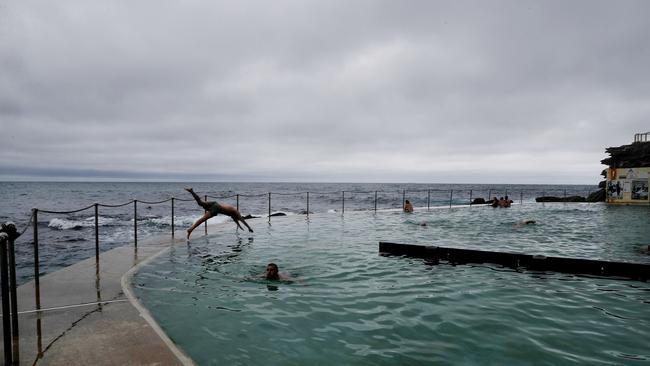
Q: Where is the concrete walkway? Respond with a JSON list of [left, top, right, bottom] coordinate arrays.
[[9, 231, 193, 365]]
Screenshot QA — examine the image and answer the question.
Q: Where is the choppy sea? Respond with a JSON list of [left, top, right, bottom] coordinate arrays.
[[0, 182, 596, 285]]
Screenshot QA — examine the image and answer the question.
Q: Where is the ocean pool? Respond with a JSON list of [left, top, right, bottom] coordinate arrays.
[[132, 203, 650, 365]]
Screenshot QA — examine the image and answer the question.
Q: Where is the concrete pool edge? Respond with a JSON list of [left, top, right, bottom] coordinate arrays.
[[10, 234, 188, 365], [121, 244, 195, 366]]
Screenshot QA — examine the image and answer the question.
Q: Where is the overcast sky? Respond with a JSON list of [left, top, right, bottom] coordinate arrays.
[[1, 0, 648, 184]]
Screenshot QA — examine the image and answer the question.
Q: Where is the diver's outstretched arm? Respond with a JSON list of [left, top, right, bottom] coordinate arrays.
[[240, 218, 254, 233], [232, 217, 244, 231]]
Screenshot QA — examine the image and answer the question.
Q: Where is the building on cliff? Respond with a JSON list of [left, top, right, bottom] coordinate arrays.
[[601, 132, 650, 204]]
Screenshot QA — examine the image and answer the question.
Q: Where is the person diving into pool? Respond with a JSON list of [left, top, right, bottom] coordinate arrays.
[[185, 187, 253, 239]]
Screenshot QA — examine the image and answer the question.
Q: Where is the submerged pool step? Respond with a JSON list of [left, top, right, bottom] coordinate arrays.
[[379, 242, 650, 282]]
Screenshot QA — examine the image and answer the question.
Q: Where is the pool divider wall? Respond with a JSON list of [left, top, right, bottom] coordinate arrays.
[[378, 242, 650, 282]]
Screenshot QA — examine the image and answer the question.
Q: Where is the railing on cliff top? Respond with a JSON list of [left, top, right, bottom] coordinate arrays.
[[1, 187, 596, 364], [634, 132, 650, 143]]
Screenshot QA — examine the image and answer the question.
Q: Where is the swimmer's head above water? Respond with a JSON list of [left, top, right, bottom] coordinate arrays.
[[262, 263, 298, 282], [265, 263, 280, 280]]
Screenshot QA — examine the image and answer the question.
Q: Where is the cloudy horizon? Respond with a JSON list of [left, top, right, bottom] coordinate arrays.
[[1, 1, 648, 184]]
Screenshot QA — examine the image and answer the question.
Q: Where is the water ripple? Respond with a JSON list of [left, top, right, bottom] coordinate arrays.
[[134, 206, 650, 365]]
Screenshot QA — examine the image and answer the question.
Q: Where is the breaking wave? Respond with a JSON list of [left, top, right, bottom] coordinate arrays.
[[48, 216, 118, 230]]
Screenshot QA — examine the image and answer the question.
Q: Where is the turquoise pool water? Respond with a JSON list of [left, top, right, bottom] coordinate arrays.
[[132, 203, 650, 365]]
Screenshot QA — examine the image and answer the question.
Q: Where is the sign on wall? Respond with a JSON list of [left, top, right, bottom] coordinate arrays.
[[632, 180, 649, 200], [608, 167, 650, 203]]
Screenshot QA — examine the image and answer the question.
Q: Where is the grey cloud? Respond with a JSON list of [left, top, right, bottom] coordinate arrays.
[[1, 0, 649, 183]]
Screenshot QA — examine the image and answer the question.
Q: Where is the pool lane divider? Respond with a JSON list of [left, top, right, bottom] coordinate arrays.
[[378, 242, 650, 282]]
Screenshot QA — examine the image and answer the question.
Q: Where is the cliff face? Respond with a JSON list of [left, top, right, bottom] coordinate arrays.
[[601, 142, 650, 168]]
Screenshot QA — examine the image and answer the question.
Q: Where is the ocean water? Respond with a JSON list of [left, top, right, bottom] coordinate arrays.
[[0, 182, 596, 285], [133, 206, 650, 365]]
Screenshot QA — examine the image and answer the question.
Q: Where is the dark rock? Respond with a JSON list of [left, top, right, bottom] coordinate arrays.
[[269, 212, 287, 217], [598, 180, 606, 189], [587, 188, 606, 202], [535, 195, 586, 203], [242, 214, 260, 220], [564, 195, 587, 202], [471, 198, 486, 204], [535, 196, 555, 202], [601, 141, 650, 168]]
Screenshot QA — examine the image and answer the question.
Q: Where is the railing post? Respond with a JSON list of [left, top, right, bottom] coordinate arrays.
[[469, 190, 473, 206], [374, 191, 377, 212], [342, 191, 345, 214], [0, 221, 21, 365], [134, 200, 138, 248], [3, 223, 20, 365], [268, 193, 271, 222], [449, 190, 453, 208], [171, 197, 175, 238], [204, 195, 208, 234], [505, 188, 508, 198], [7, 240, 19, 364], [306, 192, 310, 216], [402, 190, 406, 209], [427, 189, 430, 211], [32, 210, 43, 360], [564, 188, 567, 203], [32, 209, 41, 310], [488, 189, 492, 202], [94, 204, 99, 263], [520, 191, 523, 205], [236, 194, 240, 212], [1, 233, 13, 365]]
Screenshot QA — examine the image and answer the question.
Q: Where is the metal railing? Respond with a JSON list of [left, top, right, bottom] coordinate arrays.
[[1, 186, 597, 363], [1, 222, 24, 365]]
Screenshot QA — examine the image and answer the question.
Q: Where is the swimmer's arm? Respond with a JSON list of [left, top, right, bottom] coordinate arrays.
[[243, 273, 266, 281], [279, 273, 304, 284]]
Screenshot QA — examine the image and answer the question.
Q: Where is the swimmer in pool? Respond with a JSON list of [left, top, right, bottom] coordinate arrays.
[[403, 200, 414, 213], [515, 219, 536, 228], [261, 263, 298, 282], [185, 187, 253, 239]]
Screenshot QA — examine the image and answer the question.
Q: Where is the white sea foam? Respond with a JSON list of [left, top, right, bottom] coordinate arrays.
[[145, 216, 173, 227], [48, 216, 116, 230]]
